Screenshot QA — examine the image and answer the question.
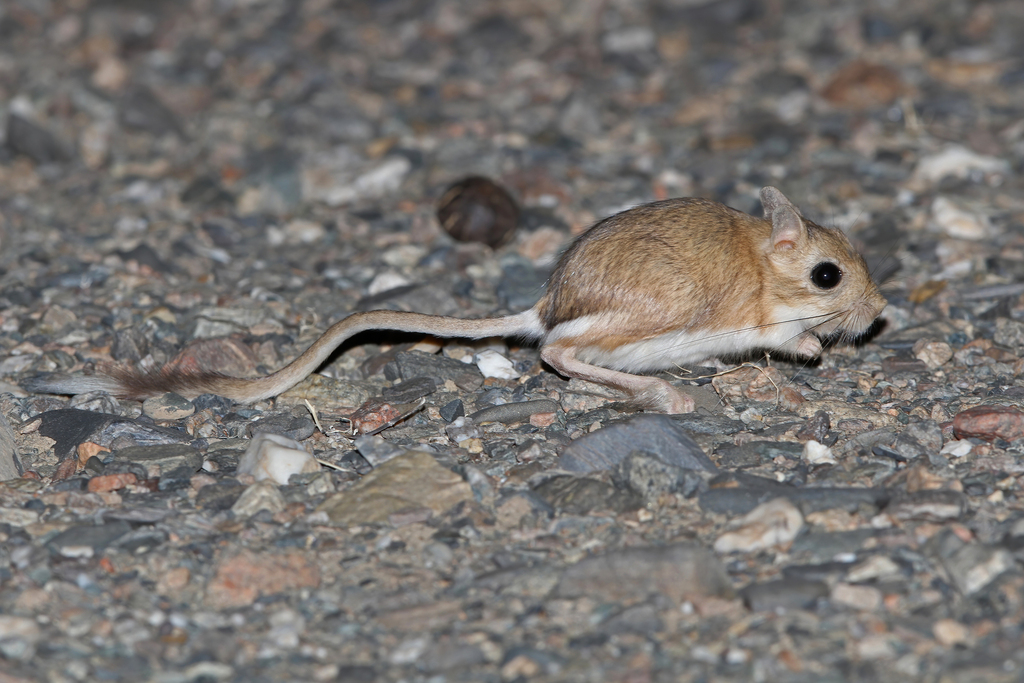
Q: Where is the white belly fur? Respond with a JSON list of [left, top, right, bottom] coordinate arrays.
[[545, 313, 811, 373]]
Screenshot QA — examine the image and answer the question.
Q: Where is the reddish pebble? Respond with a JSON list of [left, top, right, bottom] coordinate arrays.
[[530, 412, 557, 428], [952, 405, 1024, 442], [349, 398, 402, 434], [87, 472, 138, 493]]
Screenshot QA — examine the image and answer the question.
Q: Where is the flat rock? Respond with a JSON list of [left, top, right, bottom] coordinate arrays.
[[111, 444, 202, 478], [317, 450, 472, 526], [554, 544, 734, 602], [0, 412, 22, 481], [469, 399, 560, 424], [953, 405, 1024, 442], [887, 489, 966, 522], [206, 549, 321, 609], [142, 392, 196, 420], [714, 498, 804, 553], [797, 401, 897, 429], [741, 578, 829, 612], [46, 520, 132, 557], [532, 475, 642, 514], [381, 376, 437, 403], [389, 351, 484, 391], [558, 414, 717, 473]]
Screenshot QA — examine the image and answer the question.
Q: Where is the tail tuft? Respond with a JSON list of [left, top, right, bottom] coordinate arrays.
[[20, 372, 127, 397]]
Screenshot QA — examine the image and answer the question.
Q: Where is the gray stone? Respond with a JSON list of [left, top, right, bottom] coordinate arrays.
[[994, 317, 1024, 352], [887, 490, 966, 522], [558, 414, 717, 474], [669, 412, 746, 435], [46, 521, 132, 557], [715, 441, 803, 469], [247, 412, 316, 441], [554, 543, 734, 602], [231, 481, 287, 517], [943, 543, 1015, 595], [439, 399, 465, 423], [469, 399, 560, 424], [532, 475, 642, 514], [142, 392, 195, 421], [614, 450, 710, 500], [111, 444, 203, 478], [381, 377, 437, 403], [699, 474, 887, 515], [894, 420, 944, 460], [6, 113, 72, 164], [741, 578, 829, 612], [0, 412, 22, 481], [389, 351, 483, 391]]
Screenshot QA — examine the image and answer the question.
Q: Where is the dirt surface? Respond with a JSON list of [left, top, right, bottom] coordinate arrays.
[[3, 0, 1024, 681]]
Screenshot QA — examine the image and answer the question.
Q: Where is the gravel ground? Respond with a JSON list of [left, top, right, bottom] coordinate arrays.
[[3, 0, 1024, 681]]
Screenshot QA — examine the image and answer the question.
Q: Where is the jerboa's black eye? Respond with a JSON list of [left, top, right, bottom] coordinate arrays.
[[811, 262, 842, 289]]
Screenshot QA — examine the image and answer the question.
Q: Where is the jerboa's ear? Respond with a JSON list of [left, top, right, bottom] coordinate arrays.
[[760, 186, 807, 251]]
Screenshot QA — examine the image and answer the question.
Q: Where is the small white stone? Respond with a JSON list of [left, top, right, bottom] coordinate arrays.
[[913, 145, 1009, 184], [231, 480, 286, 517], [366, 272, 412, 296], [237, 432, 320, 485], [803, 439, 837, 465], [474, 349, 520, 379], [714, 497, 804, 553], [913, 339, 953, 368], [930, 197, 992, 240], [940, 440, 973, 458]]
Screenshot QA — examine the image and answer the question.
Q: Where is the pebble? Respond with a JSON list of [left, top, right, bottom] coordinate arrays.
[[942, 543, 1015, 595], [614, 450, 709, 501], [142, 392, 196, 420], [248, 412, 317, 441], [912, 339, 954, 368], [554, 544, 734, 603], [111, 444, 202, 480], [714, 498, 804, 553], [0, 412, 21, 481], [348, 398, 403, 435], [741, 579, 828, 612], [439, 398, 465, 423], [46, 520, 132, 558], [474, 349, 520, 379], [5, 113, 72, 164], [354, 434, 410, 466], [381, 377, 437, 403], [231, 480, 287, 517], [0, 615, 41, 661], [830, 583, 883, 611], [469, 399, 559, 425], [929, 197, 992, 240], [912, 145, 1010, 184], [887, 490, 965, 521], [894, 420, 944, 460], [993, 317, 1024, 352], [388, 351, 484, 391], [237, 433, 320, 485], [845, 555, 902, 583], [954, 404, 1024, 442], [316, 450, 472, 526], [532, 475, 642, 515], [803, 440, 837, 465], [206, 550, 321, 609], [558, 414, 717, 474], [436, 176, 520, 249], [932, 619, 970, 647], [87, 471, 137, 493]]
